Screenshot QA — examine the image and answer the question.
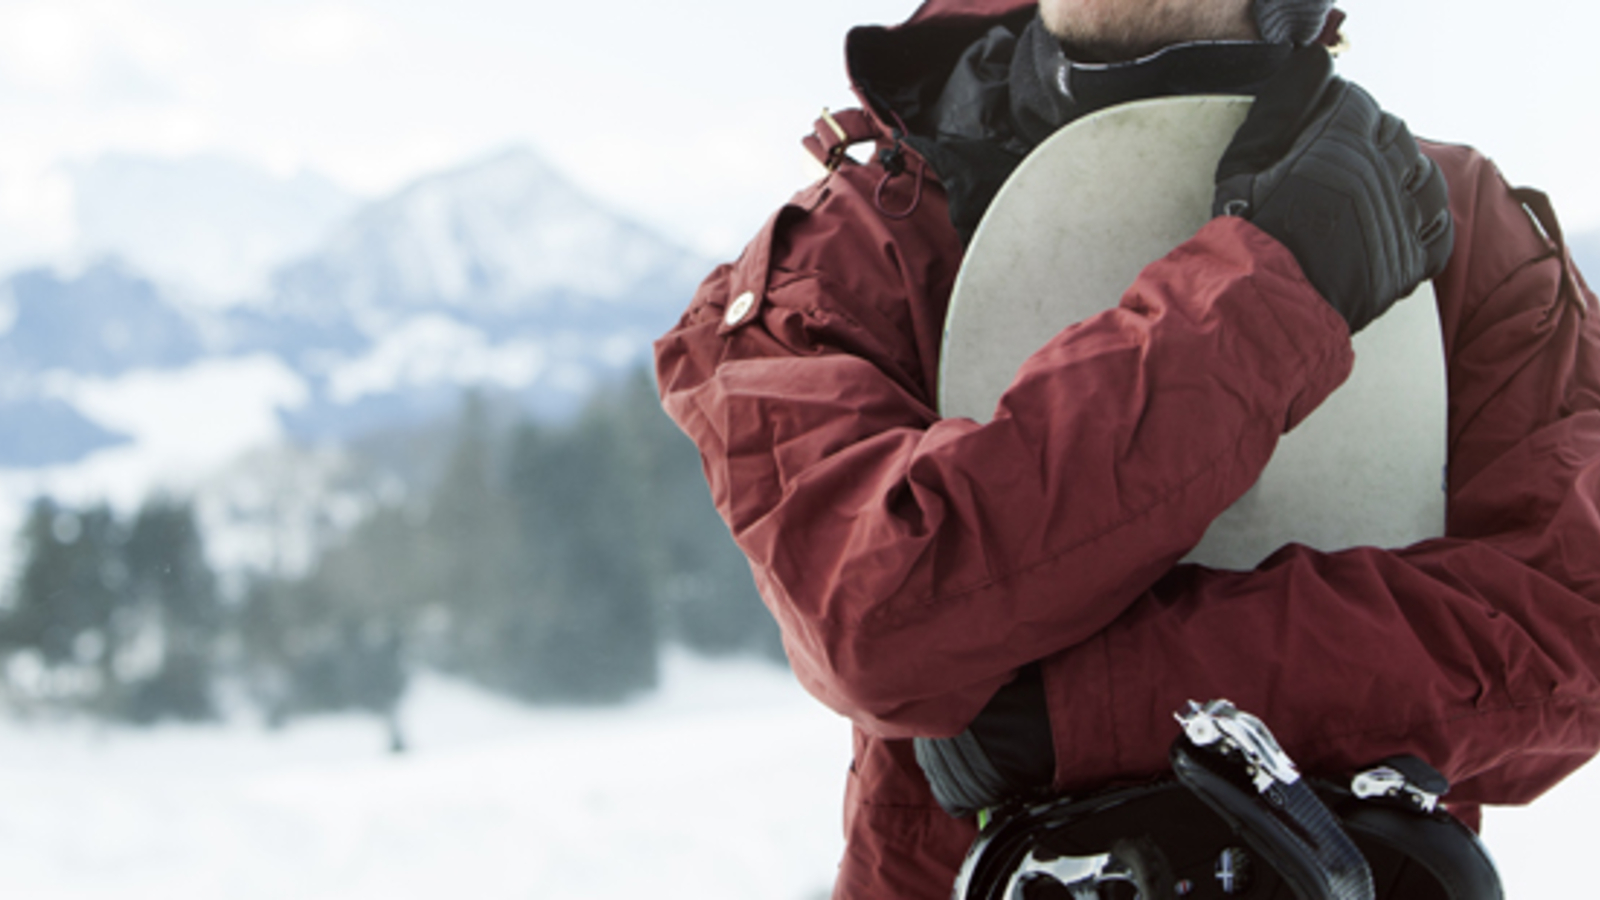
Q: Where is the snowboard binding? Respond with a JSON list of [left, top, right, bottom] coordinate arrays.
[[950, 700, 1502, 900]]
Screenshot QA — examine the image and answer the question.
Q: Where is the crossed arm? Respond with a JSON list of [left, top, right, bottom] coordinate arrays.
[[655, 141, 1600, 809]]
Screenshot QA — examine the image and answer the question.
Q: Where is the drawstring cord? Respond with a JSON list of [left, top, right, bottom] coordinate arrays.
[[874, 111, 925, 220]]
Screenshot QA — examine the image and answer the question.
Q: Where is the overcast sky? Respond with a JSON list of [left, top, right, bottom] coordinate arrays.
[[1, 0, 1595, 267]]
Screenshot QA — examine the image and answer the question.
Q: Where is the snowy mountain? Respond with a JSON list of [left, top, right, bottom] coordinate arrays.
[[0, 263, 206, 467], [246, 146, 707, 434], [0, 263, 204, 377], [0, 398, 129, 469], [274, 147, 700, 324], [0, 147, 708, 477]]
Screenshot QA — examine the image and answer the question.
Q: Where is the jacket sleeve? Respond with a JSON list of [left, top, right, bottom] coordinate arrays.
[[654, 167, 1354, 739], [1034, 143, 1600, 810]]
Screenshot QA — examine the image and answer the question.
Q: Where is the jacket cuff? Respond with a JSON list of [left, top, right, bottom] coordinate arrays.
[[1199, 216, 1356, 433]]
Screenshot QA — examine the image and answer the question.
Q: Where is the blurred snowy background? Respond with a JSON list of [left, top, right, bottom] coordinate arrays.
[[0, 0, 1594, 897]]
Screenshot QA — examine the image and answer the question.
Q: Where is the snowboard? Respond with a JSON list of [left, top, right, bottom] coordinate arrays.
[[938, 95, 1447, 570]]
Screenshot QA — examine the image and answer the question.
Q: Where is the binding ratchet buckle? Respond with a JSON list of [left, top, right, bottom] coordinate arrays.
[[1175, 699, 1301, 794], [1351, 762, 1444, 814]]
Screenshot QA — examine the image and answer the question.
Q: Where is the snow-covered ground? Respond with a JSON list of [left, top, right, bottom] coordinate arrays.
[[0, 650, 1590, 898], [0, 652, 850, 900]]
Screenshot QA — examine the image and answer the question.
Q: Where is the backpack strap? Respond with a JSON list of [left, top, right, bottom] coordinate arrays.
[[803, 107, 881, 172]]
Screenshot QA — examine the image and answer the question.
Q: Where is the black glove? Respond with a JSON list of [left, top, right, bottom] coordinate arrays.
[[913, 666, 1054, 818], [1214, 45, 1454, 334]]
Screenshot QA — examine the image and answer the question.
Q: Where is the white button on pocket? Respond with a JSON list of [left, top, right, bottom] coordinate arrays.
[[725, 290, 756, 327]]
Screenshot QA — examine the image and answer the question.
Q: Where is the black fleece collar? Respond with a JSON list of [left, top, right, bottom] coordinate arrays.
[[1011, 19, 1292, 146], [914, 14, 1291, 243]]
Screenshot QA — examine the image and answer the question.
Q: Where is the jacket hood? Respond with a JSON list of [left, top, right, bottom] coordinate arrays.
[[846, 1, 1290, 244], [846, 0, 1035, 136]]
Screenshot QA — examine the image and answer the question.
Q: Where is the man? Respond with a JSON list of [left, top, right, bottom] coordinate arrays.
[[655, 0, 1600, 896]]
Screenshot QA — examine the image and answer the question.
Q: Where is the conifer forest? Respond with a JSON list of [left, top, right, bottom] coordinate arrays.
[[0, 370, 777, 735]]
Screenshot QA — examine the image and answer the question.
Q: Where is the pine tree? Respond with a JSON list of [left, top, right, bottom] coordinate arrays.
[[295, 508, 414, 745], [2, 498, 126, 707], [500, 387, 659, 702], [118, 496, 220, 722], [418, 391, 521, 678], [236, 574, 298, 727]]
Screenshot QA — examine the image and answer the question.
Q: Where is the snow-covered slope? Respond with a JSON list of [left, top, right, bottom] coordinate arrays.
[[0, 652, 850, 900], [0, 651, 1591, 899], [0, 263, 206, 466]]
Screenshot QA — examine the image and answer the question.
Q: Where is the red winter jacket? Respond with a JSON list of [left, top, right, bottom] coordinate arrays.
[[654, 2, 1600, 896]]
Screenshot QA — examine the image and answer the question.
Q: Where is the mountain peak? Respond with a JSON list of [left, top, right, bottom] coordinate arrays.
[[273, 145, 703, 322]]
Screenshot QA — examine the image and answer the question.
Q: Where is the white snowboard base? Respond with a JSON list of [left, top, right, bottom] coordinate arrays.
[[938, 96, 1447, 570]]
